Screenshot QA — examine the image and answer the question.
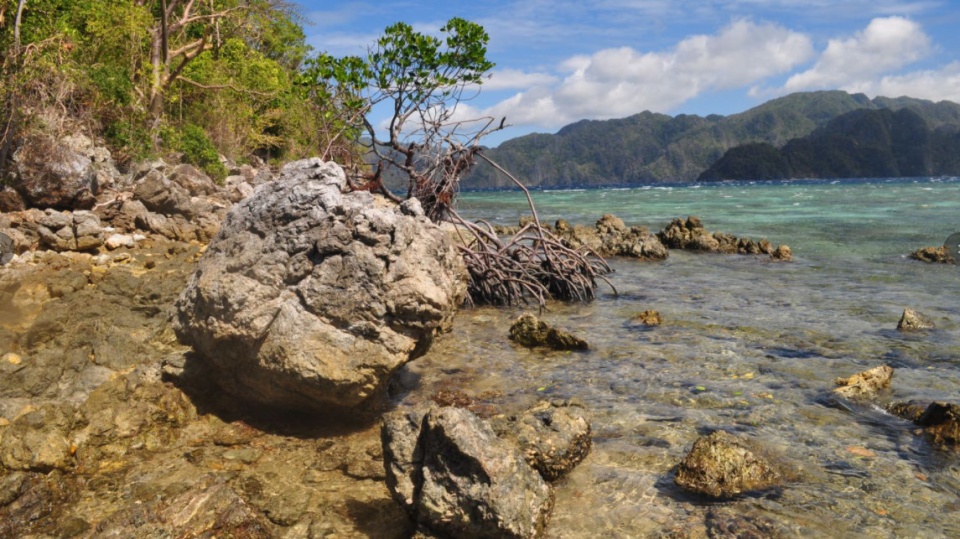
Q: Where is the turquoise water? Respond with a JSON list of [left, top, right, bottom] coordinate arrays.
[[400, 178, 960, 538]]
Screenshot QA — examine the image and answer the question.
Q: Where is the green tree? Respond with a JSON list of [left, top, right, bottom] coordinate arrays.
[[304, 18, 610, 308], [302, 17, 503, 219]]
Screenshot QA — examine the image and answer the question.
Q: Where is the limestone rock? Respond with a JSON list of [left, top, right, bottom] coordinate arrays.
[[833, 365, 894, 400], [382, 407, 554, 539], [898, 308, 935, 331], [497, 401, 592, 481], [174, 159, 466, 413], [36, 210, 105, 252], [674, 430, 784, 499], [509, 313, 588, 350], [0, 232, 13, 266]]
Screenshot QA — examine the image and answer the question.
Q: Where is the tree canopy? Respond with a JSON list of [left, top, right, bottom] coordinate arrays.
[[0, 0, 339, 176]]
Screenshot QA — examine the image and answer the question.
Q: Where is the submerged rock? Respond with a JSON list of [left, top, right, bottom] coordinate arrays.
[[92, 474, 272, 538], [633, 310, 662, 326], [888, 401, 960, 451], [674, 430, 784, 499], [910, 245, 953, 263], [833, 365, 894, 400], [509, 313, 589, 351], [494, 400, 592, 482], [382, 407, 554, 539], [174, 159, 467, 413], [897, 308, 936, 331]]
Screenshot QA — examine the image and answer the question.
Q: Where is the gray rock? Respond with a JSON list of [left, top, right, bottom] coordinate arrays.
[[674, 430, 784, 499], [382, 408, 429, 512], [169, 163, 218, 196], [224, 175, 255, 203], [382, 407, 553, 539], [11, 134, 104, 209], [496, 401, 592, 481], [897, 308, 935, 331], [174, 159, 467, 413], [133, 169, 197, 218], [36, 210, 105, 251]]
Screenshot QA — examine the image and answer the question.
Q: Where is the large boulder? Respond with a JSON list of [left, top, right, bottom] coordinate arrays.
[[11, 134, 105, 209], [174, 159, 467, 413], [382, 407, 554, 539]]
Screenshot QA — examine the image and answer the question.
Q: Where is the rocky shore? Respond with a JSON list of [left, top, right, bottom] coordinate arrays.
[[2, 137, 955, 538]]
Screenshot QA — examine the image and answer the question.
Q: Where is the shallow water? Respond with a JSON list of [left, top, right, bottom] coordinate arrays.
[[402, 178, 960, 537]]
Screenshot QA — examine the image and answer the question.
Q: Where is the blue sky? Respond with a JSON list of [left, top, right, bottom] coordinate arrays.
[[294, 1, 960, 146]]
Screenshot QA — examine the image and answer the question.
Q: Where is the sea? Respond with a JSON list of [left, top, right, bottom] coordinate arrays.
[[399, 177, 960, 538]]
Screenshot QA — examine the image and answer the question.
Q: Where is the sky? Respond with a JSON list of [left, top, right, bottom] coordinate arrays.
[[294, 1, 960, 146]]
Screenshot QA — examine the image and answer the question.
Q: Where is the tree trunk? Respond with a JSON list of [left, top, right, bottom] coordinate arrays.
[[13, 0, 27, 59]]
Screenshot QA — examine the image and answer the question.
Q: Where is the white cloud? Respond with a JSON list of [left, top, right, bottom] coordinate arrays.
[[849, 61, 960, 102], [484, 19, 813, 128], [483, 69, 559, 91], [783, 16, 932, 91]]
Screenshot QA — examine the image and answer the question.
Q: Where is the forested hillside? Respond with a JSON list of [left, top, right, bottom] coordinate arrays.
[[465, 91, 960, 188], [0, 0, 347, 181], [699, 107, 960, 180]]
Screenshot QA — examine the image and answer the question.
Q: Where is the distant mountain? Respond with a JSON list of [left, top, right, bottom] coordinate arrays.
[[699, 107, 960, 181], [463, 91, 960, 188]]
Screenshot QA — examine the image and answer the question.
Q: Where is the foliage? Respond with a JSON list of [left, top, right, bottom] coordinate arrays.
[[306, 18, 611, 307], [302, 17, 503, 219], [168, 124, 228, 183], [0, 0, 338, 173]]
